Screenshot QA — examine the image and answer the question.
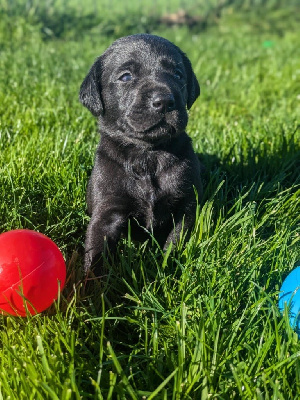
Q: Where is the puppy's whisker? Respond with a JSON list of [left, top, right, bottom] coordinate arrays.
[[180, 83, 188, 91]]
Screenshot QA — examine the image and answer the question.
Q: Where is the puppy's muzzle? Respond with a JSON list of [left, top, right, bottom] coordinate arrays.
[[151, 93, 176, 113]]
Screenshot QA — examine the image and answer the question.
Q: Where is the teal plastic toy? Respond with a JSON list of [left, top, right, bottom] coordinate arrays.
[[278, 266, 300, 336]]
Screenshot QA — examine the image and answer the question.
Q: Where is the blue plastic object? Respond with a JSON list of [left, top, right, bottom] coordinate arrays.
[[278, 266, 300, 335]]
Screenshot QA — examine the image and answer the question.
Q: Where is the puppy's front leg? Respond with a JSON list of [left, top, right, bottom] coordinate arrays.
[[84, 205, 128, 274], [164, 204, 197, 251]]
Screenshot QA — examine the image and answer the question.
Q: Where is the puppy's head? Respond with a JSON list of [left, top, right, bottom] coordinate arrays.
[[80, 34, 200, 144]]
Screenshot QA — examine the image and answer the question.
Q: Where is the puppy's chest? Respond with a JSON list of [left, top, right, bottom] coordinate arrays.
[[126, 151, 189, 214]]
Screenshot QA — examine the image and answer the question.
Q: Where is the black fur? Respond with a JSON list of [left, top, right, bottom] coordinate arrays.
[[80, 34, 202, 273]]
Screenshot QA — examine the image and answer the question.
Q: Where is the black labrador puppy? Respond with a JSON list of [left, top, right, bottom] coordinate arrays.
[[80, 34, 202, 273]]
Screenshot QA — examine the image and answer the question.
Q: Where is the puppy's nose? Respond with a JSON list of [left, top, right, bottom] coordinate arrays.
[[151, 93, 175, 113]]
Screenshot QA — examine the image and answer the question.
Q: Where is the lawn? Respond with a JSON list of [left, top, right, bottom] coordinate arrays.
[[0, 0, 300, 398]]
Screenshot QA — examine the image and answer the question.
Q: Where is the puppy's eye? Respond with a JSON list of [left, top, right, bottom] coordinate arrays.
[[119, 72, 132, 82], [174, 70, 183, 80]]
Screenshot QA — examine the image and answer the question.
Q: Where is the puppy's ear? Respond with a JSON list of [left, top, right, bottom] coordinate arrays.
[[181, 52, 200, 109], [79, 59, 103, 117]]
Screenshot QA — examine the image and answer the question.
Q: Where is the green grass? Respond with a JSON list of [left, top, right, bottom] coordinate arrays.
[[0, 0, 300, 398]]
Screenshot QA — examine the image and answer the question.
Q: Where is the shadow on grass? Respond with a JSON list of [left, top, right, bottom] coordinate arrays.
[[196, 127, 300, 291], [199, 126, 300, 208]]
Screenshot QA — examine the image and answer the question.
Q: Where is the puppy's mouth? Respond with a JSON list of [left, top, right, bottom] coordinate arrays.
[[130, 119, 177, 142], [138, 119, 171, 134], [125, 111, 184, 142]]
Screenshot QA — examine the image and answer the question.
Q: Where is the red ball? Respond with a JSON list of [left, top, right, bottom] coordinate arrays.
[[0, 229, 66, 316]]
